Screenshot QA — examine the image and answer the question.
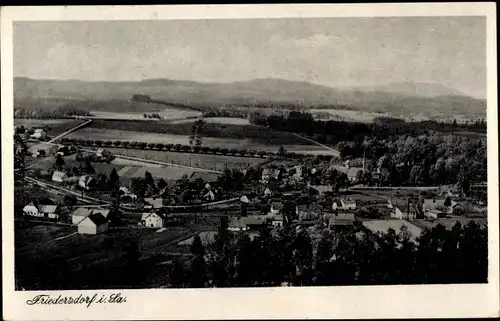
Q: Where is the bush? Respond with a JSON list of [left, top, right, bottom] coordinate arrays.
[[95, 140, 102, 146], [155, 143, 164, 150], [139, 142, 147, 149], [192, 146, 201, 153], [113, 140, 121, 146], [165, 143, 173, 150], [174, 144, 182, 151], [103, 140, 112, 146], [201, 146, 211, 153], [129, 141, 137, 148], [220, 148, 229, 155], [230, 148, 239, 155], [180, 145, 190, 152], [121, 141, 129, 148], [147, 143, 155, 149]]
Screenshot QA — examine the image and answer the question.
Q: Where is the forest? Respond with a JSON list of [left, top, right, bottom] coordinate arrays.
[[167, 218, 488, 287], [250, 111, 487, 189]]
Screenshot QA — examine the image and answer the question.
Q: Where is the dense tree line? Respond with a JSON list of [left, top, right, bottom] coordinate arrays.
[[14, 106, 90, 119], [166, 219, 487, 287], [249, 111, 486, 140]]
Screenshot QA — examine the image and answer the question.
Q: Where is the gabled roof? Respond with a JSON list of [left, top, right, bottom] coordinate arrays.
[[423, 198, 447, 211], [93, 208, 110, 218], [341, 198, 356, 206], [86, 213, 108, 226], [39, 205, 58, 214], [329, 213, 355, 225], [141, 211, 166, 221]]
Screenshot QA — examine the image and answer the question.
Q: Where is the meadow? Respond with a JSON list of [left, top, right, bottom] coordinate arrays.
[[103, 147, 265, 171], [14, 119, 86, 136]]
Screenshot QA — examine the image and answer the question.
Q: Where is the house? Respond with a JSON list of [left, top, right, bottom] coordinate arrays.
[[390, 199, 419, 220], [240, 195, 250, 204], [263, 188, 273, 198], [327, 213, 355, 230], [422, 198, 452, 217], [337, 198, 357, 210], [52, 171, 68, 183], [293, 165, 303, 178], [71, 207, 93, 224], [261, 168, 271, 183], [270, 214, 284, 228], [71, 207, 110, 225], [39, 205, 59, 219], [23, 203, 41, 217], [144, 198, 166, 209], [228, 216, 267, 232], [204, 190, 215, 201], [297, 204, 320, 219], [268, 202, 282, 216], [228, 217, 250, 231], [77, 213, 109, 235], [30, 129, 47, 140], [79, 175, 96, 190], [139, 212, 166, 228]]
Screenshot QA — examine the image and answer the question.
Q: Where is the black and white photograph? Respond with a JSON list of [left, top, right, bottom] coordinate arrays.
[[2, 3, 498, 320]]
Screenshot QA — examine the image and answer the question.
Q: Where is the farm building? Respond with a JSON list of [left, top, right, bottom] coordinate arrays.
[[227, 216, 267, 232], [297, 203, 320, 219], [52, 171, 68, 183], [268, 202, 282, 216], [144, 198, 167, 209], [79, 175, 97, 190], [204, 190, 215, 201], [30, 129, 47, 140], [327, 213, 355, 230], [422, 198, 455, 216], [389, 199, 419, 220], [77, 213, 109, 235], [270, 214, 284, 228], [332, 198, 357, 211], [139, 212, 167, 228], [71, 207, 110, 225], [23, 203, 41, 217], [39, 205, 60, 219]]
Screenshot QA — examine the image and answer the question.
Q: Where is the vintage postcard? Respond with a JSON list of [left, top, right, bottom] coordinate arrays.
[[1, 3, 499, 320]]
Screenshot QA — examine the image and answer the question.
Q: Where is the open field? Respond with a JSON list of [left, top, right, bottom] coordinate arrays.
[[85, 119, 314, 145], [90, 108, 201, 120], [410, 218, 487, 231], [171, 117, 250, 125], [26, 153, 214, 185], [103, 147, 265, 171], [14, 119, 86, 136], [67, 127, 335, 155]]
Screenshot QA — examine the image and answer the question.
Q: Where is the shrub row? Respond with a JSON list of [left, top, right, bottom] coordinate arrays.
[[58, 138, 333, 160]]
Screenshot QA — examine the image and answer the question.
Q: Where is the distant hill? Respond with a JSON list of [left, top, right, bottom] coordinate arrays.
[[345, 81, 468, 98], [14, 77, 486, 117]]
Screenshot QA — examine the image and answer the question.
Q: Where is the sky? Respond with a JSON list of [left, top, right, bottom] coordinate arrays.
[[14, 17, 486, 98]]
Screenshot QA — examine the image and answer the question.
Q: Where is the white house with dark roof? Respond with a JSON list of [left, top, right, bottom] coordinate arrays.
[[39, 205, 59, 219], [23, 203, 41, 217], [77, 213, 109, 235], [139, 212, 166, 228], [52, 171, 68, 183]]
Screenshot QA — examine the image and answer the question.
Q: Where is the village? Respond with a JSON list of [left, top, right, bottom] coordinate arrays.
[[14, 122, 487, 250]]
